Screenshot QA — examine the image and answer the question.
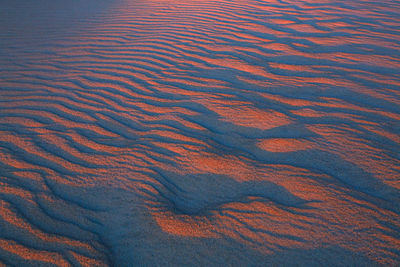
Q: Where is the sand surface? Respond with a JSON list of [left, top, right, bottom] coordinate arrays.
[[0, 0, 400, 266]]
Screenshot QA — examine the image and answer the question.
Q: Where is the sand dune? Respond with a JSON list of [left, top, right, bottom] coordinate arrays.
[[1, 0, 399, 265]]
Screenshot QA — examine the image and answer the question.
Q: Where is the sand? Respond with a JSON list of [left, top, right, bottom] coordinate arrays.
[[0, 0, 399, 265]]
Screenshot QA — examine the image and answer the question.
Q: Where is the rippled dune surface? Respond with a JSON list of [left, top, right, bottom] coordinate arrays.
[[1, 0, 400, 265]]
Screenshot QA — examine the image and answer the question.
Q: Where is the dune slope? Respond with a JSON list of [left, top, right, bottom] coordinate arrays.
[[1, 0, 400, 266]]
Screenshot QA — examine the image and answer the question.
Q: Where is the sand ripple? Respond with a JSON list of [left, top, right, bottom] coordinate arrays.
[[1, 0, 399, 265]]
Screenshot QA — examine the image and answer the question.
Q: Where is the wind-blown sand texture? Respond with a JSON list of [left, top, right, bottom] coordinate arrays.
[[1, 0, 400, 266]]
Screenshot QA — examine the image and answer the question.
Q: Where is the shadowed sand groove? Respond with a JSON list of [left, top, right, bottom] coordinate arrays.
[[0, 0, 400, 266]]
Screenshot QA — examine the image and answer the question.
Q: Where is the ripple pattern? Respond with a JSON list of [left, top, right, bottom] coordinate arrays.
[[1, 0, 400, 266]]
